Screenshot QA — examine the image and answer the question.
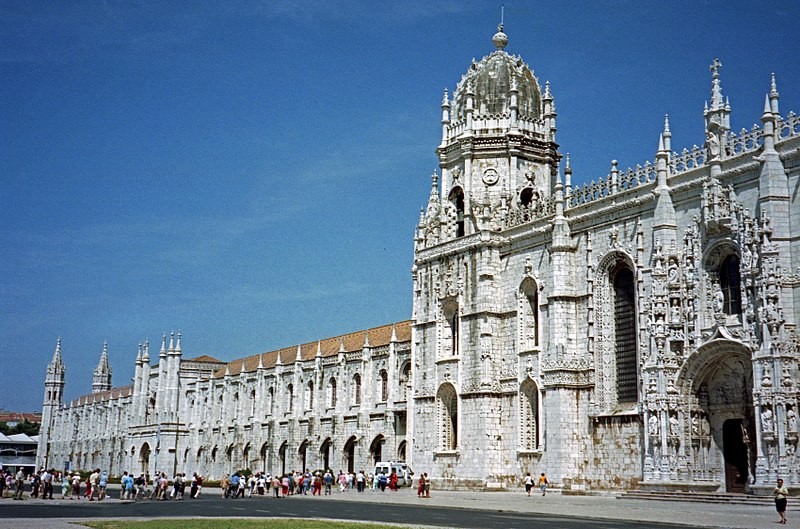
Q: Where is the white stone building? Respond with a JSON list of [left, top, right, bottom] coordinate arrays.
[[39, 26, 800, 493], [37, 323, 412, 480]]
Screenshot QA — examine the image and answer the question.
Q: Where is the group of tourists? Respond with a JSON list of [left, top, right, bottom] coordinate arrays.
[[218, 468, 411, 499]]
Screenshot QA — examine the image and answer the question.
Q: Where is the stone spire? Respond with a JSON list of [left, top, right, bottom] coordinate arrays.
[[38, 339, 67, 469], [92, 341, 112, 393], [704, 59, 731, 174], [653, 131, 677, 249]]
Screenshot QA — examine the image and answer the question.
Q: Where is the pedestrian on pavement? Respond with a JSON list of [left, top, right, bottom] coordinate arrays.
[[538, 472, 549, 496], [13, 468, 24, 500], [524, 472, 533, 496], [774, 477, 789, 524], [423, 472, 430, 497]]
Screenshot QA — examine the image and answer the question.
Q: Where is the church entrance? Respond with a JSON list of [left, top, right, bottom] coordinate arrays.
[[679, 335, 755, 490], [723, 419, 749, 492]]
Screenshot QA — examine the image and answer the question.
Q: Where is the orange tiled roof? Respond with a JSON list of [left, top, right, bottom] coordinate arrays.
[[212, 321, 411, 379], [0, 412, 42, 424], [185, 355, 224, 363], [69, 384, 133, 408]]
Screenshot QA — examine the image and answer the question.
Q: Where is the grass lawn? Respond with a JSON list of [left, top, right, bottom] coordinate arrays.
[[81, 520, 412, 529]]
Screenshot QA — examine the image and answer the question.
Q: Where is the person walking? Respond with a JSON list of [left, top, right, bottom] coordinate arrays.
[[524, 472, 534, 496], [538, 472, 549, 496], [774, 477, 789, 525], [13, 469, 24, 500]]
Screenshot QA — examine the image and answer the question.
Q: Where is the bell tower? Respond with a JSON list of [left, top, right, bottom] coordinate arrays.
[[424, 24, 560, 244]]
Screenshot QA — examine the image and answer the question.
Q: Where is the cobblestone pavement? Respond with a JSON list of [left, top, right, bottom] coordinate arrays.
[[0, 489, 797, 529]]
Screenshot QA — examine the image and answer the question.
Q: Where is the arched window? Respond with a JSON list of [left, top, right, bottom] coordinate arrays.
[[305, 381, 314, 411], [436, 384, 458, 450], [250, 389, 256, 417], [379, 370, 389, 402], [287, 384, 294, 414], [327, 378, 337, 409], [400, 363, 411, 401], [449, 186, 465, 237], [353, 374, 362, 406], [266, 387, 274, 416], [519, 379, 540, 450], [519, 278, 539, 351], [613, 266, 637, 403], [442, 301, 460, 357], [720, 254, 742, 315]]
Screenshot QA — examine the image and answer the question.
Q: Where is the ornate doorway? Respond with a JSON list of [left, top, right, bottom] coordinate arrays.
[[678, 334, 755, 490], [723, 419, 749, 492]]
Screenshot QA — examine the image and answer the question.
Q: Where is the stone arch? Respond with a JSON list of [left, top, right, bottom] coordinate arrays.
[[519, 377, 540, 450], [440, 299, 460, 358], [399, 361, 412, 401], [278, 441, 288, 476], [319, 437, 333, 471], [343, 435, 357, 473], [448, 185, 465, 237], [139, 442, 151, 476], [518, 275, 540, 352], [676, 330, 755, 491], [594, 249, 639, 411], [352, 374, 362, 405], [243, 442, 251, 471], [397, 440, 407, 461], [327, 377, 337, 409], [369, 434, 385, 464], [702, 239, 742, 317], [379, 369, 389, 402], [436, 382, 458, 450], [259, 442, 269, 474], [298, 439, 310, 471]]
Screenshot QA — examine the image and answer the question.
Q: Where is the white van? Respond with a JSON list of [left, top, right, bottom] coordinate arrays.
[[373, 461, 412, 487]]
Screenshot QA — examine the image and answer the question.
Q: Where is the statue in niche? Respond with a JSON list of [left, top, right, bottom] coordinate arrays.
[[781, 364, 792, 387], [788, 407, 797, 433], [706, 130, 721, 160], [701, 415, 710, 436], [668, 259, 679, 283], [669, 414, 680, 436], [686, 299, 695, 323], [787, 443, 796, 457], [671, 299, 681, 323], [691, 414, 700, 436], [762, 406, 774, 434], [742, 244, 753, 269], [713, 283, 724, 313], [649, 414, 659, 437], [761, 367, 773, 387], [685, 257, 695, 284]]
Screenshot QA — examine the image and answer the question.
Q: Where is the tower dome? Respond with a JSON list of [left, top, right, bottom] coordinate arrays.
[[451, 25, 542, 121]]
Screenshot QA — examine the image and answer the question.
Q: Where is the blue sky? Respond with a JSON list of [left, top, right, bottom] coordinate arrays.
[[2, 1, 798, 412]]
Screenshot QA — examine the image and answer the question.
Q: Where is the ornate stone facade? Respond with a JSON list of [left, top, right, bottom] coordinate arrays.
[[38, 26, 800, 493], [37, 324, 412, 480], [409, 26, 800, 493]]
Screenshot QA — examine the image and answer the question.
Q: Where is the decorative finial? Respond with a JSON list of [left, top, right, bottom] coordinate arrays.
[[663, 114, 671, 135], [492, 8, 508, 51], [442, 88, 449, 106], [565, 153, 572, 174], [709, 58, 722, 78]]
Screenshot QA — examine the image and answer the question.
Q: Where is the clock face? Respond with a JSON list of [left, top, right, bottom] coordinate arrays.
[[482, 168, 499, 185]]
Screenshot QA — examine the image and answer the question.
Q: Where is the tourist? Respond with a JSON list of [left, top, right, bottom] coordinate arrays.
[[135, 473, 145, 500], [98, 470, 108, 500], [61, 472, 69, 499], [13, 468, 24, 500], [338, 470, 347, 492], [417, 473, 425, 497], [389, 469, 398, 491], [323, 470, 333, 495], [524, 472, 533, 496], [423, 472, 430, 497], [71, 473, 81, 499], [31, 470, 40, 498], [538, 472, 549, 496], [774, 477, 789, 525]]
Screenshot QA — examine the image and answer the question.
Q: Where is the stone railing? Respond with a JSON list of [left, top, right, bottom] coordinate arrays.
[[502, 196, 555, 229], [567, 111, 798, 209]]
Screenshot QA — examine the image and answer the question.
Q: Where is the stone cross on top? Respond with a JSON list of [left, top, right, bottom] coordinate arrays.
[[710, 58, 722, 77]]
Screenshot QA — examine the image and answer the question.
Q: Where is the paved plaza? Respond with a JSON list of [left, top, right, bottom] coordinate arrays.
[[0, 489, 797, 529]]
